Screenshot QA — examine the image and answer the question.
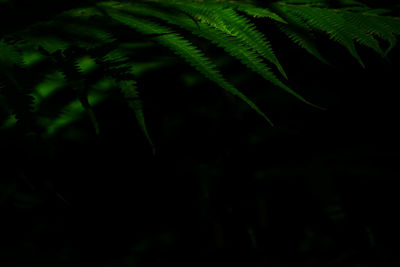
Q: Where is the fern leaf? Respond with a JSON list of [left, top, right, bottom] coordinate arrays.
[[92, 46, 156, 149], [341, 12, 394, 57], [103, 9, 274, 125], [232, 3, 288, 23], [218, 8, 288, 79], [277, 3, 388, 67], [3, 0, 400, 137], [364, 14, 400, 56], [102, 2, 322, 109], [165, 1, 288, 79], [272, 5, 329, 64], [281, 0, 364, 7], [280, 4, 366, 66], [279, 24, 329, 64], [120, 80, 155, 154], [187, 22, 324, 109]]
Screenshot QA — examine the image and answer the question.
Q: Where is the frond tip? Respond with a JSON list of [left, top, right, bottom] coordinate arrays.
[[120, 80, 156, 155]]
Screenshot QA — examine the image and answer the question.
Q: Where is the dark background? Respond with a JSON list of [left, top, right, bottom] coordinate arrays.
[[1, 0, 400, 266]]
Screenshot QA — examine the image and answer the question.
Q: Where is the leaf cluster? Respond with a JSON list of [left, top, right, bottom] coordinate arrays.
[[0, 0, 399, 151]]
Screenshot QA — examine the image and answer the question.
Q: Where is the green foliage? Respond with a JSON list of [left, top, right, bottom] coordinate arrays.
[[1, 0, 400, 149], [1, 2, 400, 265]]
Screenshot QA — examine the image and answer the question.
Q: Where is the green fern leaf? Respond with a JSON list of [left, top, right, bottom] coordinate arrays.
[[232, 3, 288, 23], [279, 3, 366, 66], [120, 80, 155, 154], [103, 9, 274, 125], [272, 5, 329, 64], [187, 23, 324, 109], [2, 0, 400, 139], [364, 14, 400, 56], [218, 7, 289, 79], [101, 2, 322, 110], [277, 3, 388, 67], [165, 1, 288, 79]]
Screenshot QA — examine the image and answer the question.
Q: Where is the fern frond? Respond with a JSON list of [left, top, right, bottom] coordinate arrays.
[[361, 13, 400, 56], [276, 3, 391, 67], [218, 7, 289, 79], [97, 48, 155, 150], [101, 1, 321, 109], [279, 24, 329, 64], [164, 1, 288, 78], [280, 0, 365, 7], [186, 21, 323, 109], [102, 8, 274, 125], [272, 4, 329, 64], [231, 3, 288, 23], [2, 0, 400, 141], [120, 80, 155, 154]]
